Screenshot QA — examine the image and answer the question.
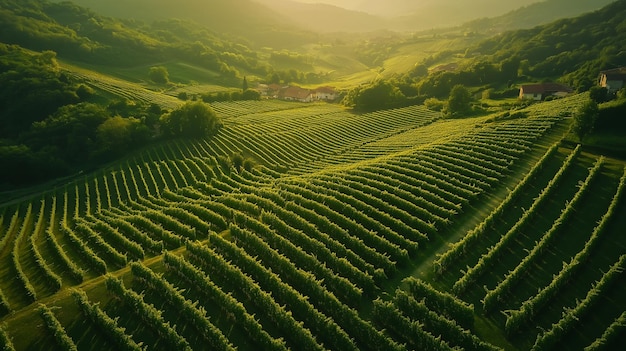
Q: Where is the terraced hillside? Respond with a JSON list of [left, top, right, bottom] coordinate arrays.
[[1, 94, 624, 350]]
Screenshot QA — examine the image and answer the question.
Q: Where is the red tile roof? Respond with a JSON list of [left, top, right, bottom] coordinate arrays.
[[280, 86, 312, 100], [314, 86, 336, 94]]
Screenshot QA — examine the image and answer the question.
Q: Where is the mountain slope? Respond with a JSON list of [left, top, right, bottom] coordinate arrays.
[[52, 0, 317, 48], [464, 0, 617, 33], [469, 0, 626, 89], [260, 0, 613, 34], [369, 0, 539, 18], [390, 0, 607, 31], [293, 0, 539, 18], [257, 0, 388, 33]]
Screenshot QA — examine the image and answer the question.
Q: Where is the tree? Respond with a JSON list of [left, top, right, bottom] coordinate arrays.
[[231, 153, 244, 171], [573, 99, 599, 142], [149, 66, 169, 84], [21, 103, 110, 164], [407, 64, 428, 79], [242, 89, 261, 101], [424, 98, 445, 111], [242, 76, 249, 91], [94, 116, 148, 158], [589, 86, 608, 103], [177, 92, 189, 101], [343, 80, 407, 111], [500, 56, 520, 81], [160, 101, 221, 138], [268, 72, 281, 84], [242, 158, 255, 172], [447, 84, 472, 116], [76, 84, 95, 100]]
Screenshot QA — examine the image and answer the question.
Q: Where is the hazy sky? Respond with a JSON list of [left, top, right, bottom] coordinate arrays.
[[292, 0, 364, 10], [294, 0, 357, 4], [290, 0, 414, 16]]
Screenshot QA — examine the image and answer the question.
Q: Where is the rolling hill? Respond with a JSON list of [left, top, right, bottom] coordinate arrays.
[[258, 0, 614, 33], [1, 1, 626, 350], [256, 0, 388, 33], [50, 0, 317, 48], [292, 0, 540, 18], [464, 0, 617, 34], [1, 90, 625, 350], [53, 0, 616, 39]]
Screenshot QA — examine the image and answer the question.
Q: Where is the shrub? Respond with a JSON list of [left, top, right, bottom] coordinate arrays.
[[149, 66, 169, 84]]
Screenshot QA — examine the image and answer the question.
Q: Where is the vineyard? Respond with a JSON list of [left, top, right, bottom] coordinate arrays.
[[1, 94, 625, 350]]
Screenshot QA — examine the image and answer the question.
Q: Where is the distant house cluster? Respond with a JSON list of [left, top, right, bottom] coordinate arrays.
[[257, 84, 338, 102]]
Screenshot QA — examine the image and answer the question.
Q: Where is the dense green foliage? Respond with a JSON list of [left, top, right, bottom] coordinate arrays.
[[341, 77, 425, 112], [468, 0, 626, 91], [342, 0, 626, 112], [201, 89, 261, 103], [447, 85, 472, 116], [573, 100, 599, 142], [0, 46, 80, 137], [342, 80, 408, 111], [160, 101, 222, 138], [0, 0, 280, 83], [0, 45, 83, 185], [148, 66, 170, 84]]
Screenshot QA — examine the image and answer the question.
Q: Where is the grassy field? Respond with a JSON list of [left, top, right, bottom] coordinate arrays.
[[1, 92, 624, 350]]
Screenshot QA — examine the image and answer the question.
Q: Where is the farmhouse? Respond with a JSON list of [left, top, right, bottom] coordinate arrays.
[[314, 86, 337, 101], [256, 83, 269, 96], [274, 85, 338, 102], [518, 83, 573, 100], [599, 67, 626, 93], [279, 86, 314, 102]]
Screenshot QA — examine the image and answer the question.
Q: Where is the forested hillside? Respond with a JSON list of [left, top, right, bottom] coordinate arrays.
[[464, 0, 615, 34], [468, 0, 626, 90], [50, 0, 316, 48], [0, 0, 318, 188], [0, 0, 265, 73], [344, 0, 626, 110]]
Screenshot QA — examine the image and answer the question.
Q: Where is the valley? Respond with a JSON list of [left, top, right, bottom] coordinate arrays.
[[1, 0, 625, 350]]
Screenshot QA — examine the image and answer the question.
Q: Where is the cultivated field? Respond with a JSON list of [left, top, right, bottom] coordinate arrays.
[[1, 94, 624, 350]]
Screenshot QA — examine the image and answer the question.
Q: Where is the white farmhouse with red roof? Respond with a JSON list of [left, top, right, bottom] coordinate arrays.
[[519, 83, 573, 100]]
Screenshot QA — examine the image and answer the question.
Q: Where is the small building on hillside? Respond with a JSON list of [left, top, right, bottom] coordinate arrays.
[[314, 86, 337, 101], [599, 67, 626, 93], [256, 83, 269, 96], [431, 63, 458, 73], [519, 83, 573, 100], [279, 86, 314, 102], [266, 84, 284, 98]]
